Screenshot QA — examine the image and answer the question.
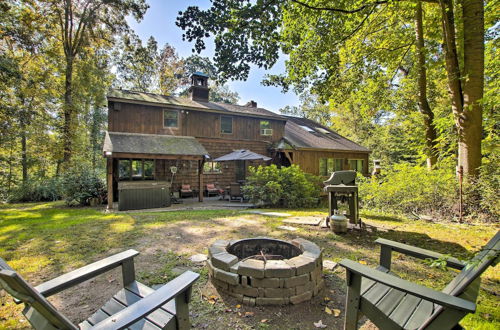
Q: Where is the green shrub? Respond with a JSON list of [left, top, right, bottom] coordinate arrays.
[[358, 162, 456, 215], [470, 153, 500, 217], [61, 166, 106, 206], [243, 165, 321, 208], [7, 178, 63, 203]]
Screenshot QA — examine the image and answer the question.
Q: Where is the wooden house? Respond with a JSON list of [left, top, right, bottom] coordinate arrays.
[[103, 73, 369, 208]]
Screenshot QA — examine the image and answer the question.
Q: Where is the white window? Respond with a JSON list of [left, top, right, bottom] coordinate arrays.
[[260, 120, 273, 136]]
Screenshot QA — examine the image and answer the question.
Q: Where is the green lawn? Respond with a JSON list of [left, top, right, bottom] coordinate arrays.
[[0, 202, 498, 329]]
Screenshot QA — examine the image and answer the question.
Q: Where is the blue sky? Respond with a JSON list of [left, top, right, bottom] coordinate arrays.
[[127, 0, 299, 112]]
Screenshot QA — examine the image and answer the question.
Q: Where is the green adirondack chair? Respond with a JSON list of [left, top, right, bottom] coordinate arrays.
[[0, 250, 199, 330], [339, 231, 499, 330]]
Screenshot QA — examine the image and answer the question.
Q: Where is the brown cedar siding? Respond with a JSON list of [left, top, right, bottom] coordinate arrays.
[[291, 150, 369, 177], [108, 101, 282, 192], [108, 102, 284, 141]]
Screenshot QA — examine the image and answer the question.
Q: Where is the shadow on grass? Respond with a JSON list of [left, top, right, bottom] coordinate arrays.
[[1, 203, 496, 329], [362, 213, 404, 222]]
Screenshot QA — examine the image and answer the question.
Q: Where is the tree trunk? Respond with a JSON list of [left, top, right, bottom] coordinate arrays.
[[439, 0, 483, 178], [20, 115, 28, 183], [460, 0, 484, 177], [62, 54, 74, 167], [414, 0, 438, 169]]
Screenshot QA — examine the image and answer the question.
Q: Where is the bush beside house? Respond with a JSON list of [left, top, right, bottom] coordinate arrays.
[[243, 164, 322, 208], [7, 166, 106, 206]]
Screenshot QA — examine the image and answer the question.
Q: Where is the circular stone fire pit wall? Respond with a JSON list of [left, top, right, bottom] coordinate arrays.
[[207, 237, 323, 306]]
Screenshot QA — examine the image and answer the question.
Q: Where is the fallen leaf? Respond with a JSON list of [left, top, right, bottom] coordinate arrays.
[[314, 320, 327, 328], [209, 295, 218, 300], [237, 312, 242, 317], [323, 297, 331, 302], [333, 309, 341, 317], [260, 319, 269, 323], [325, 307, 332, 315], [244, 312, 254, 317], [235, 304, 241, 309], [359, 260, 367, 265]]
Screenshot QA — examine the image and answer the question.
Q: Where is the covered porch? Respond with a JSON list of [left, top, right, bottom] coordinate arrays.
[[103, 131, 209, 210]]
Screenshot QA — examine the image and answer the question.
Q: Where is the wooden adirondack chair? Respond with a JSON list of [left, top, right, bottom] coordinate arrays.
[[339, 231, 499, 330], [0, 250, 199, 330]]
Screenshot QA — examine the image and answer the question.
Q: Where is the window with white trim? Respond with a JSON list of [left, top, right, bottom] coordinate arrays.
[[260, 120, 273, 136]]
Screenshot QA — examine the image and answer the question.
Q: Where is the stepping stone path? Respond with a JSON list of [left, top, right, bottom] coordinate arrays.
[[283, 216, 323, 226], [247, 211, 292, 217], [277, 225, 298, 231], [322, 260, 338, 271], [189, 254, 208, 263]]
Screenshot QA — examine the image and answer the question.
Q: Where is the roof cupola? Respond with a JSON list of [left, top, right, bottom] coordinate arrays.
[[189, 72, 210, 102]]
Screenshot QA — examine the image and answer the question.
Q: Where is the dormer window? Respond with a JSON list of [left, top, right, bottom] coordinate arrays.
[[260, 120, 273, 136], [163, 110, 178, 128]]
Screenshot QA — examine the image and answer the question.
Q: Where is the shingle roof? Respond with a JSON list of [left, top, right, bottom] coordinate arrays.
[[283, 116, 370, 153], [107, 89, 285, 120], [103, 131, 208, 156]]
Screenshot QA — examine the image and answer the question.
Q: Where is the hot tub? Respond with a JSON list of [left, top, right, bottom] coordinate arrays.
[[118, 181, 171, 211]]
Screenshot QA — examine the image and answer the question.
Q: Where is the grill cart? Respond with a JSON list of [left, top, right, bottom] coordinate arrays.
[[324, 170, 360, 227]]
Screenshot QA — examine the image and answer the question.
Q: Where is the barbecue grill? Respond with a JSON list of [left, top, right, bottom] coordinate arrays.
[[323, 170, 359, 226]]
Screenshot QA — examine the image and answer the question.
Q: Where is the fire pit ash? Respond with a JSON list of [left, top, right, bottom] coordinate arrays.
[[207, 237, 323, 306]]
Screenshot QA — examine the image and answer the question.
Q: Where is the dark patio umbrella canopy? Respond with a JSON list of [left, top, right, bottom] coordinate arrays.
[[213, 149, 271, 161]]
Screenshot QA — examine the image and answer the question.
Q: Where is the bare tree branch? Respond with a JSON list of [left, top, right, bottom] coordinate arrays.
[[290, 0, 390, 14]]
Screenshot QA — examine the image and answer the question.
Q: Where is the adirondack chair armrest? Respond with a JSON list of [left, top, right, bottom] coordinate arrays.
[[375, 238, 465, 270], [90, 271, 200, 330], [35, 250, 140, 297], [339, 259, 476, 313]]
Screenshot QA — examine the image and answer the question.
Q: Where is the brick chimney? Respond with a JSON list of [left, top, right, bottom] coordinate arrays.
[[245, 100, 257, 108], [189, 72, 210, 102]]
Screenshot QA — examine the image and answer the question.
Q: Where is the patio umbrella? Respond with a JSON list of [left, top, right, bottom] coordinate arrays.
[[213, 149, 271, 162], [213, 149, 271, 183]]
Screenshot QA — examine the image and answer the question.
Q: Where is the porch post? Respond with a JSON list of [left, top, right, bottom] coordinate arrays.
[[198, 159, 204, 202], [107, 157, 114, 209]]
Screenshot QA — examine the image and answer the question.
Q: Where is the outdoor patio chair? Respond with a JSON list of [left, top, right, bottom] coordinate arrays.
[[228, 183, 244, 202], [179, 184, 193, 198], [339, 231, 499, 330], [0, 250, 199, 330], [206, 183, 219, 197]]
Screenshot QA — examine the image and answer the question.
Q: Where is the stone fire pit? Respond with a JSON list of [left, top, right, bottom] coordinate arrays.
[[207, 237, 323, 306]]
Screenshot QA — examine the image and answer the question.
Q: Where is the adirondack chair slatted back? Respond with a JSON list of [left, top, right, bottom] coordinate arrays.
[[443, 231, 499, 296], [0, 258, 77, 330], [423, 231, 500, 328]]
